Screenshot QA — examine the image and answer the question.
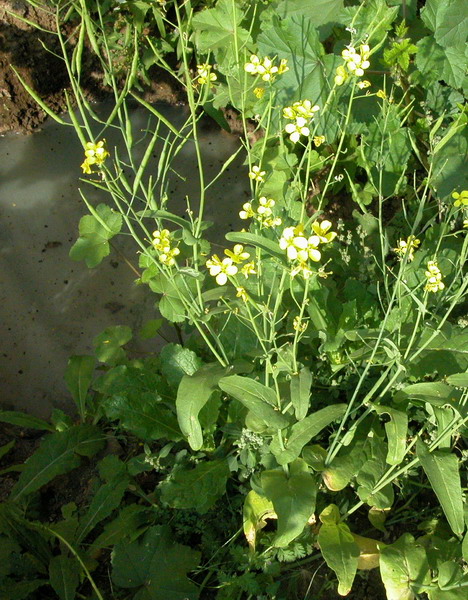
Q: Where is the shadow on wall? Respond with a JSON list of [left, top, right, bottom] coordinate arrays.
[[0, 104, 249, 417]]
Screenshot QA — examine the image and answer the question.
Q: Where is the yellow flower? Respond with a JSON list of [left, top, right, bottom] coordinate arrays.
[[249, 165, 266, 182], [424, 261, 444, 293], [393, 235, 420, 262], [257, 197, 275, 217], [152, 229, 180, 266], [376, 89, 387, 99], [197, 64, 217, 85], [206, 255, 238, 285], [253, 87, 265, 99], [291, 260, 314, 279], [240, 261, 256, 278], [357, 80, 371, 89], [236, 287, 248, 301], [463, 219, 468, 228], [311, 220, 337, 244], [293, 315, 308, 332], [224, 244, 250, 263], [278, 58, 289, 74], [306, 236, 321, 262], [244, 54, 262, 74], [239, 202, 255, 220], [279, 225, 309, 261], [334, 65, 348, 86], [256, 56, 279, 81], [81, 140, 109, 173], [285, 117, 310, 143], [313, 135, 325, 147], [452, 190, 468, 207]]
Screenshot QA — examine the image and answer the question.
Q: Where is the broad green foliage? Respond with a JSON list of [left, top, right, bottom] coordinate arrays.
[[6, 0, 468, 597]]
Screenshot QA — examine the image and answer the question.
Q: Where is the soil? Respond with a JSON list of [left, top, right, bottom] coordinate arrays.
[[0, 0, 184, 135]]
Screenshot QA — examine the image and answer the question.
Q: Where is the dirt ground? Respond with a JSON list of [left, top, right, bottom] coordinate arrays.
[[0, 0, 184, 134]]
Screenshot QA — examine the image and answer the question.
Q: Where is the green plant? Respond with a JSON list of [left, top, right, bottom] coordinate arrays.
[[4, 0, 468, 598]]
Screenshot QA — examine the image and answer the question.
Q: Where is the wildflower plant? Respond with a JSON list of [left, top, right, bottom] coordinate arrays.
[[12, 1, 468, 599]]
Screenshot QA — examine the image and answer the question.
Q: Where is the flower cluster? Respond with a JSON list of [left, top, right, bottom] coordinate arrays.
[[280, 220, 337, 279], [283, 100, 320, 143], [239, 197, 282, 229], [81, 140, 109, 174], [335, 44, 370, 86], [197, 64, 217, 85], [424, 261, 444, 293], [152, 229, 180, 266], [206, 245, 255, 285], [248, 165, 266, 183], [393, 235, 420, 262], [244, 55, 288, 82]]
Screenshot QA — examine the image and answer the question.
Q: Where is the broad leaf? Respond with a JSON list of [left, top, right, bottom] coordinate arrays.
[[192, 0, 249, 53], [218, 375, 290, 430], [93, 325, 132, 365], [270, 404, 347, 465], [274, 0, 344, 26], [394, 382, 460, 407], [159, 343, 202, 388], [416, 441, 464, 536], [0, 580, 47, 599], [243, 490, 276, 550], [373, 405, 408, 465], [112, 525, 200, 600], [69, 203, 122, 268], [89, 504, 152, 556], [380, 533, 431, 600], [177, 363, 229, 450], [262, 459, 317, 547], [64, 355, 95, 419], [49, 555, 80, 600], [149, 273, 187, 323], [159, 459, 229, 514], [318, 504, 359, 596], [12, 425, 105, 499]]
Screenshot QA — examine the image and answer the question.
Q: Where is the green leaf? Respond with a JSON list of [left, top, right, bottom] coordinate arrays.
[[12, 425, 105, 500], [89, 504, 152, 556], [421, 0, 468, 49], [394, 382, 460, 407], [49, 555, 80, 600], [318, 504, 359, 596], [69, 203, 122, 268], [270, 404, 347, 465], [93, 325, 132, 365], [176, 363, 229, 450], [225, 231, 285, 261], [290, 367, 312, 420], [192, 0, 249, 55], [242, 490, 276, 549], [218, 375, 290, 430], [380, 533, 431, 600], [356, 447, 395, 509], [373, 405, 408, 465], [112, 525, 200, 600], [339, 0, 398, 43], [432, 127, 468, 196], [159, 459, 229, 514], [416, 441, 464, 536], [262, 459, 317, 547], [64, 355, 95, 419], [0, 411, 54, 432], [149, 273, 187, 323], [0, 580, 47, 600], [446, 373, 468, 387], [139, 318, 163, 340], [0, 440, 15, 461], [160, 343, 202, 388], [76, 475, 130, 543], [415, 36, 467, 90], [273, 0, 344, 25]]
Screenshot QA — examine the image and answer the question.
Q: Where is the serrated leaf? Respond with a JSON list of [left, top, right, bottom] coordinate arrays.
[[274, 0, 344, 25], [416, 441, 464, 536], [160, 343, 202, 388], [290, 367, 312, 420], [270, 404, 347, 465], [49, 555, 80, 600], [0, 411, 54, 432], [192, 0, 249, 52], [262, 459, 317, 547], [218, 375, 290, 430], [112, 525, 200, 600], [64, 355, 95, 419], [93, 325, 132, 365], [176, 363, 229, 450], [12, 425, 105, 500], [380, 533, 431, 600], [159, 459, 229, 514], [69, 203, 122, 268], [318, 504, 359, 595], [373, 405, 408, 465]]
